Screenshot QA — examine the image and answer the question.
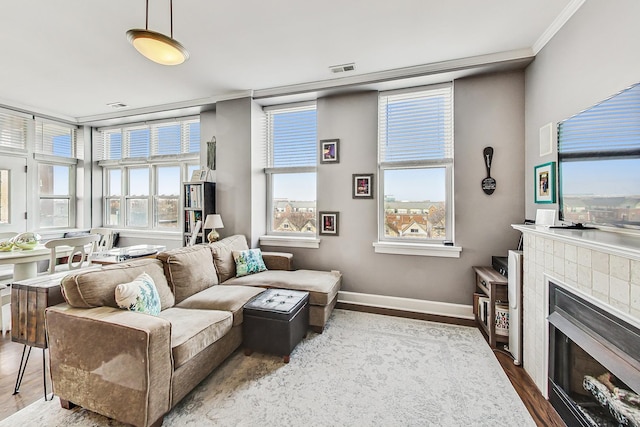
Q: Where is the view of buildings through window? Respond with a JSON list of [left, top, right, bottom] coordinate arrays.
[[383, 168, 446, 239]]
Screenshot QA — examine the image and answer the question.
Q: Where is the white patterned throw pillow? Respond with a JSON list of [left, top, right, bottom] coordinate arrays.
[[115, 272, 161, 316]]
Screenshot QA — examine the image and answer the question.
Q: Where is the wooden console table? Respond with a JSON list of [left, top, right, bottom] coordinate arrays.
[[11, 271, 69, 399]]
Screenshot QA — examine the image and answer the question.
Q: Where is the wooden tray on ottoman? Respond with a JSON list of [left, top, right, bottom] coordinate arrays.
[[243, 289, 309, 363]]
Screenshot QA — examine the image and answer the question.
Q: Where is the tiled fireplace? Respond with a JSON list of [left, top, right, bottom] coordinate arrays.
[[513, 225, 640, 423]]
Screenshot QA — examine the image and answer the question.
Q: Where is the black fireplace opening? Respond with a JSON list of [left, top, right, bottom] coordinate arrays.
[[548, 283, 640, 427]]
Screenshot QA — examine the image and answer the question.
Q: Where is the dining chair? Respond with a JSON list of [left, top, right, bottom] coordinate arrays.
[[44, 234, 101, 274], [89, 227, 115, 253]]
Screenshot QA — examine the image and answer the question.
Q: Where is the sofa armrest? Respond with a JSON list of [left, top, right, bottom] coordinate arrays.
[[262, 251, 293, 271], [46, 304, 172, 427]]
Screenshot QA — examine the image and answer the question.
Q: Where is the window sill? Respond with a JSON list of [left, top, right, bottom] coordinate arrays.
[[373, 241, 462, 258], [259, 235, 320, 249]]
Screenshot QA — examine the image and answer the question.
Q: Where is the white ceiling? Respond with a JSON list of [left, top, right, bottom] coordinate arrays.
[[0, 0, 580, 125]]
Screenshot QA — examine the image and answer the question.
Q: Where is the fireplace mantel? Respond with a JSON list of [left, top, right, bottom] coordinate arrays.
[[512, 225, 640, 261], [511, 224, 640, 396]]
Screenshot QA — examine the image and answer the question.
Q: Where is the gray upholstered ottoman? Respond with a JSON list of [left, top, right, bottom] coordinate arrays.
[[243, 288, 309, 363]]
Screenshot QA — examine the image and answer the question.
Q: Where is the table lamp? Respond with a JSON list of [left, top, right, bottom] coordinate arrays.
[[204, 214, 224, 243]]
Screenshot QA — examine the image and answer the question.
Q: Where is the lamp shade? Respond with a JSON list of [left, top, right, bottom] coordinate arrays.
[[126, 29, 189, 65], [204, 214, 224, 230]]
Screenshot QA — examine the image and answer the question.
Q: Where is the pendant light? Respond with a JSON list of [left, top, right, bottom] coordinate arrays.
[[127, 0, 189, 66]]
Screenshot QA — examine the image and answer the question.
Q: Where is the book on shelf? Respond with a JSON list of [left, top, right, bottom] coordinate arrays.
[[184, 183, 204, 208], [185, 210, 203, 233]]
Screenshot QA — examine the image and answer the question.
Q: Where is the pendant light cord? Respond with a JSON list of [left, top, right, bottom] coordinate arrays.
[[145, 0, 149, 30]]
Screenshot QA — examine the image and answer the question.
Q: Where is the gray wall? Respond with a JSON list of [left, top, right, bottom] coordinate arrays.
[[258, 71, 525, 305], [524, 0, 640, 219]]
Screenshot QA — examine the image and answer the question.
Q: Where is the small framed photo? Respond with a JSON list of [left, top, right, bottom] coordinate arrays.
[[190, 169, 202, 182], [352, 173, 373, 199], [191, 168, 208, 182], [320, 139, 340, 164], [319, 211, 339, 236], [534, 161, 556, 204]]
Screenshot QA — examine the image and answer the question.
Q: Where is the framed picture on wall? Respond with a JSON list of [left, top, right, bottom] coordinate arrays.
[[319, 211, 339, 236], [534, 161, 556, 204], [320, 139, 340, 164], [352, 173, 373, 199]]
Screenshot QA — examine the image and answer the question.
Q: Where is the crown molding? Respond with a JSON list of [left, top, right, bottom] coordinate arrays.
[[0, 98, 77, 125], [532, 0, 586, 55], [75, 90, 254, 126], [253, 48, 534, 100]]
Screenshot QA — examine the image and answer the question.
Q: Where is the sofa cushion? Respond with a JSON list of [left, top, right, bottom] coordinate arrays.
[[232, 248, 267, 277], [223, 269, 341, 306], [115, 272, 161, 316], [158, 307, 232, 369], [156, 245, 218, 304], [60, 258, 175, 310], [208, 235, 249, 282], [176, 285, 265, 326]]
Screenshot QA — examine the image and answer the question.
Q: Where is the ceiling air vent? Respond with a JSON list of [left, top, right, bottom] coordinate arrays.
[[329, 63, 356, 74], [106, 102, 128, 109]]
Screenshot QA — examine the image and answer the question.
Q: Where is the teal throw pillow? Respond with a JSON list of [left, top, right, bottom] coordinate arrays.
[[115, 272, 161, 316], [233, 248, 267, 277]]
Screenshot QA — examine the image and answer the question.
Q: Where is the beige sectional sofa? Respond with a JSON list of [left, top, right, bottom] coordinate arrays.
[[45, 235, 341, 427]]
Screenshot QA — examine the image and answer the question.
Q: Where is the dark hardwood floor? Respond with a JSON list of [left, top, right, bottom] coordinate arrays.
[[493, 348, 565, 427], [0, 309, 565, 426]]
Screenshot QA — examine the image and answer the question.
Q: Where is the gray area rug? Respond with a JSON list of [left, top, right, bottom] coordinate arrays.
[[1, 309, 535, 426]]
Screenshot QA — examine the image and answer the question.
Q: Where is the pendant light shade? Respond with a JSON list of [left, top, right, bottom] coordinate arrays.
[[127, 0, 189, 66]]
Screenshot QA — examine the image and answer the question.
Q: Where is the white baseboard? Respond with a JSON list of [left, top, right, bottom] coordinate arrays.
[[337, 291, 474, 320]]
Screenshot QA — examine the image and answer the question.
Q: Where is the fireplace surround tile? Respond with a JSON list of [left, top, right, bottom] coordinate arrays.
[[609, 276, 630, 306], [553, 240, 564, 257], [565, 244, 577, 263], [512, 225, 640, 396], [610, 255, 630, 281], [592, 270, 610, 295], [592, 251, 609, 274], [631, 259, 640, 285], [577, 247, 591, 267], [564, 259, 577, 282]]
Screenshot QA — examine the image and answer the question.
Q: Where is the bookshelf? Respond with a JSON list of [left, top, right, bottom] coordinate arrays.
[[472, 266, 509, 348], [183, 182, 216, 246]]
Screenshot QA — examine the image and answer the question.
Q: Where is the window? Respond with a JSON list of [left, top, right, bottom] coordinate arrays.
[[98, 117, 200, 229], [265, 104, 317, 235], [35, 120, 80, 228], [378, 84, 453, 243]]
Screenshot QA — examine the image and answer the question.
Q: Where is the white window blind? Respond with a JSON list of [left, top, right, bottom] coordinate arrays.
[[266, 104, 317, 168], [35, 120, 81, 159], [0, 109, 29, 151], [558, 82, 640, 157], [97, 117, 200, 161], [379, 85, 453, 165], [126, 126, 150, 158]]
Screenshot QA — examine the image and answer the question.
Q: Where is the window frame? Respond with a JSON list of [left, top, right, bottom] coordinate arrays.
[[36, 157, 76, 229], [34, 119, 80, 230], [264, 102, 318, 238], [98, 117, 200, 231], [375, 84, 460, 257], [102, 161, 197, 230]]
